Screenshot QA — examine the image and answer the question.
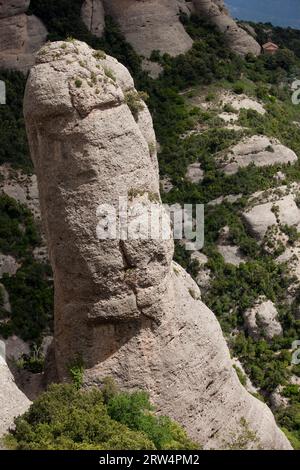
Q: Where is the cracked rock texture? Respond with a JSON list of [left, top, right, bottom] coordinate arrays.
[[0, 0, 47, 72], [24, 41, 291, 450], [193, 0, 261, 55]]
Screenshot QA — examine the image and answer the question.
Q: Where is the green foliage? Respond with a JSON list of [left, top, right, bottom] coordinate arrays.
[[0, 194, 40, 258], [124, 91, 147, 120], [1, 260, 53, 343], [232, 333, 293, 393], [68, 357, 84, 390], [0, 70, 31, 171], [5, 383, 198, 450], [16, 345, 45, 374], [233, 365, 247, 387], [7, 3, 300, 449], [276, 404, 300, 449], [222, 417, 261, 450], [248, 21, 300, 59]]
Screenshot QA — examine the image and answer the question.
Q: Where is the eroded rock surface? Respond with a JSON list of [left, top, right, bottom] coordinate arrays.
[[24, 40, 291, 450]]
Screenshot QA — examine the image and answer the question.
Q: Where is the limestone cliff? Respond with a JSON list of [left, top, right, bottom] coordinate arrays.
[[24, 41, 291, 449], [0, 0, 47, 72]]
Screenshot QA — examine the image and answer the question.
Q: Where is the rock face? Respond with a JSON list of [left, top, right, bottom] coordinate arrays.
[[0, 345, 31, 437], [24, 41, 291, 450], [243, 195, 300, 241], [193, 0, 261, 56], [102, 0, 193, 56], [185, 162, 204, 183], [0, 0, 47, 72], [218, 136, 298, 176], [244, 299, 283, 341], [81, 0, 105, 38]]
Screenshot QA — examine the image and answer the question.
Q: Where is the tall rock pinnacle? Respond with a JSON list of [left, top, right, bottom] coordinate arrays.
[[24, 41, 290, 449]]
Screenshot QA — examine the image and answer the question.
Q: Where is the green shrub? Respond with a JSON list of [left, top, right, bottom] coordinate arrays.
[[1, 260, 53, 343], [0, 194, 40, 258], [0, 71, 31, 171], [5, 383, 198, 450]]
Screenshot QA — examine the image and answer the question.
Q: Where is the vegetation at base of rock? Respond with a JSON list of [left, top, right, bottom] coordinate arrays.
[[5, 383, 199, 450]]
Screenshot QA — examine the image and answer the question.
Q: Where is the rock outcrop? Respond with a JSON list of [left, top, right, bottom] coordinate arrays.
[[243, 194, 300, 241], [217, 136, 298, 176], [24, 40, 291, 450], [193, 0, 261, 56], [243, 298, 283, 341], [0, 0, 47, 72], [102, 0, 193, 56], [0, 343, 31, 437]]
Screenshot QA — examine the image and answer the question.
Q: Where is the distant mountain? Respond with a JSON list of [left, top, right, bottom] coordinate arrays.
[[226, 0, 300, 29]]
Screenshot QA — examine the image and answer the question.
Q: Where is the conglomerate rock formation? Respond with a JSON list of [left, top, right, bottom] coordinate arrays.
[[24, 40, 291, 449]]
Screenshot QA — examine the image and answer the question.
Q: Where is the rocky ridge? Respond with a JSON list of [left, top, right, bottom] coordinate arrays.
[[23, 40, 291, 450], [0, 0, 261, 72]]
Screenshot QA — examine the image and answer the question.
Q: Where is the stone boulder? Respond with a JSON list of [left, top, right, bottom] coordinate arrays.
[[0, 1, 47, 72], [243, 299, 283, 340], [193, 0, 261, 56], [218, 136, 298, 176], [24, 40, 291, 449], [185, 162, 204, 183], [243, 195, 300, 241], [102, 0, 193, 57]]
